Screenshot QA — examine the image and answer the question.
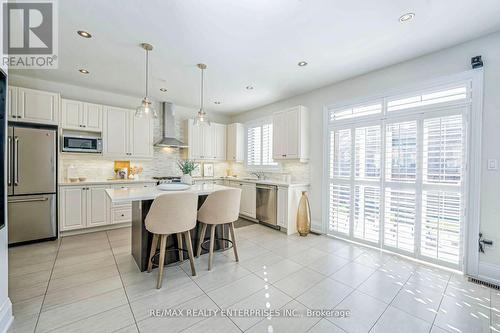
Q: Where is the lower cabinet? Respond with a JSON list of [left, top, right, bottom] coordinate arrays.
[[59, 182, 156, 232], [277, 186, 288, 228], [227, 181, 256, 219]]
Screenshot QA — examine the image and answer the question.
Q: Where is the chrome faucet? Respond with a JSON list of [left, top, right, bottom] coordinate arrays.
[[250, 171, 266, 180]]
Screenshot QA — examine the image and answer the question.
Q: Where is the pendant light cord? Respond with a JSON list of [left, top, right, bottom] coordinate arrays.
[[200, 67, 204, 113], [145, 49, 149, 98]]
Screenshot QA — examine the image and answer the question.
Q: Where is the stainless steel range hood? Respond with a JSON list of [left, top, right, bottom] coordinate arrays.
[[154, 102, 188, 148]]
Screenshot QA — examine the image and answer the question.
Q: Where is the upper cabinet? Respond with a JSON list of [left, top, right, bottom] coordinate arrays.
[[61, 99, 102, 132], [103, 106, 153, 159], [9, 86, 60, 125], [226, 123, 244, 163], [273, 105, 309, 162], [187, 119, 226, 160]]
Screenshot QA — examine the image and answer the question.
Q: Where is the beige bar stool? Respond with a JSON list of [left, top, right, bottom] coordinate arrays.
[[145, 192, 198, 289], [196, 188, 242, 270]]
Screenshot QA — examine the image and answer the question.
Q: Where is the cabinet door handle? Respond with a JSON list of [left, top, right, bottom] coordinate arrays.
[[7, 136, 12, 186], [121, 214, 125, 217]]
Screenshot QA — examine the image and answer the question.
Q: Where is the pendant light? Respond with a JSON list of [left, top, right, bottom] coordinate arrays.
[[135, 43, 158, 118], [193, 63, 210, 126]]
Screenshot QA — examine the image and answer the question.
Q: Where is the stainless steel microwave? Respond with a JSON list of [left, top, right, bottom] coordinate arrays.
[[62, 135, 102, 153]]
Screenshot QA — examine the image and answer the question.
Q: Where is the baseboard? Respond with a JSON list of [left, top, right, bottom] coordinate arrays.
[[477, 261, 500, 286], [311, 219, 324, 234], [60, 222, 131, 237], [0, 297, 13, 333]]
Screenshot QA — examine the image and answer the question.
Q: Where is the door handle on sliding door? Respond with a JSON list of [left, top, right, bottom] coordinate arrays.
[[7, 136, 12, 186], [14, 136, 19, 186]]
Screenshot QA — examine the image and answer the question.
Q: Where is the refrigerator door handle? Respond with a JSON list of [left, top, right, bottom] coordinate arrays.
[[8, 197, 49, 204], [7, 136, 12, 186], [14, 136, 19, 186]]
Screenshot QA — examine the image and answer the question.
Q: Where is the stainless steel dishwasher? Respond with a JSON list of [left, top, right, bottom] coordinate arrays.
[[256, 184, 278, 228]]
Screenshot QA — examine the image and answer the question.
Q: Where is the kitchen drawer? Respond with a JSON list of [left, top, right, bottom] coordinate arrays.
[[112, 207, 131, 223]]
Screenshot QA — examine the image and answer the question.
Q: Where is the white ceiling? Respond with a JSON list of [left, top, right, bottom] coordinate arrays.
[[12, 0, 500, 114]]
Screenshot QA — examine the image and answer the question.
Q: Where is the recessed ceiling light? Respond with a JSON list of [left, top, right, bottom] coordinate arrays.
[[399, 12, 415, 22], [298, 61, 308, 67], [160, 88, 167, 92], [77, 30, 92, 38], [78, 69, 90, 74], [246, 86, 254, 90], [214, 101, 221, 105]]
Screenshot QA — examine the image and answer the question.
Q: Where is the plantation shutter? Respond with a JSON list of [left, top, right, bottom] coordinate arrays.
[[326, 82, 469, 269], [247, 125, 261, 166], [246, 120, 277, 168]]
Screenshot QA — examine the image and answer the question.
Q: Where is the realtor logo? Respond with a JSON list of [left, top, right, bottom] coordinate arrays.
[[2, 0, 58, 68]]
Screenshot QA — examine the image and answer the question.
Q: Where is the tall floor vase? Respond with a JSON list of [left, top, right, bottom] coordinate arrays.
[[296, 191, 311, 236]]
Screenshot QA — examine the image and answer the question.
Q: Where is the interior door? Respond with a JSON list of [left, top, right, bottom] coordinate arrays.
[[14, 126, 56, 195]]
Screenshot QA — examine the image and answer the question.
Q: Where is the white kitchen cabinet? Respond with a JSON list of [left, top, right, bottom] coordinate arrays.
[[273, 105, 309, 161], [226, 123, 244, 162], [130, 114, 153, 158], [61, 99, 82, 130], [104, 106, 128, 156], [277, 186, 288, 228], [84, 103, 102, 132], [7, 86, 17, 121], [61, 99, 102, 132], [60, 182, 156, 232], [237, 182, 256, 218], [214, 123, 227, 160], [103, 106, 153, 159], [10, 87, 60, 125], [60, 186, 87, 231], [86, 186, 108, 227], [62, 99, 103, 132], [187, 119, 226, 160]]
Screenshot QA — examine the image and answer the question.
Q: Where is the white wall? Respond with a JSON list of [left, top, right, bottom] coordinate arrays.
[[232, 31, 500, 269]]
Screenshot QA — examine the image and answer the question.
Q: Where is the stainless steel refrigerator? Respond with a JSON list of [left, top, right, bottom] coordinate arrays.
[[7, 124, 57, 245]]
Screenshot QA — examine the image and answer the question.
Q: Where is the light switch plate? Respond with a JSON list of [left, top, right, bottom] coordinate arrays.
[[487, 159, 498, 170]]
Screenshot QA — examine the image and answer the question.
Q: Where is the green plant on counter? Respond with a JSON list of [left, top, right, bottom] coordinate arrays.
[[177, 160, 198, 175]]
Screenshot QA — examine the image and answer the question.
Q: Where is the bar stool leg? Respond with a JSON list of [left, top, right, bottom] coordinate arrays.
[[229, 222, 239, 262], [156, 234, 167, 289], [147, 233, 159, 273], [208, 225, 215, 271], [196, 223, 207, 257], [184, 231, 197, 276], [176, 233, 184, 262]]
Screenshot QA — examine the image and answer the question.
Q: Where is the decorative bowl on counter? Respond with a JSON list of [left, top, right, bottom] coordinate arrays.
[[78, 177, 87, 182], [157, 183, 191, 191], [69, 177, 79, 183]]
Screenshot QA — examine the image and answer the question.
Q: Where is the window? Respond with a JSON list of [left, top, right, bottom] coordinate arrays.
[[246, 120, 277, 168], [326, 82, 469, 268]]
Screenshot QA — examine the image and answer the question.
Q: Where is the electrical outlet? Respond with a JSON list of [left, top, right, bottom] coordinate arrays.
[[487, 159, 498, 170]]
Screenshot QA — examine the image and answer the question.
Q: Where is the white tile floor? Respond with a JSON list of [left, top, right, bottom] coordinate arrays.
[[7, 223, 498, 333]]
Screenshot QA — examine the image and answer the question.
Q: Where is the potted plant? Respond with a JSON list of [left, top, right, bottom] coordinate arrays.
[[177, 160, 198, 184]]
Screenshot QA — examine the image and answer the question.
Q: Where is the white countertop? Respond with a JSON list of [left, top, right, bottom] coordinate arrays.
[[59, 178, 158, 186], [210, 177, 309, 187], [105, 184, 230, 204]]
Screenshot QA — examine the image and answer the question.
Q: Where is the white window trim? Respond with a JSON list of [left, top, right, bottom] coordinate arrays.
[[245, 117, 281, 171], [322, 69, 484, 272]]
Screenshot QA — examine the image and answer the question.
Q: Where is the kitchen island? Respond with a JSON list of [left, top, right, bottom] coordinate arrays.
[[106, 184, 233, 271]]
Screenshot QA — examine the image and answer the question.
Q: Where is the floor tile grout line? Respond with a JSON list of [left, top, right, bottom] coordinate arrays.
[[429, 273, 453, 333], [105, 230, 141, 333], [33, 238, 62, 332], [364, 269, 416, 333], [179, 260, 245, 333]]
